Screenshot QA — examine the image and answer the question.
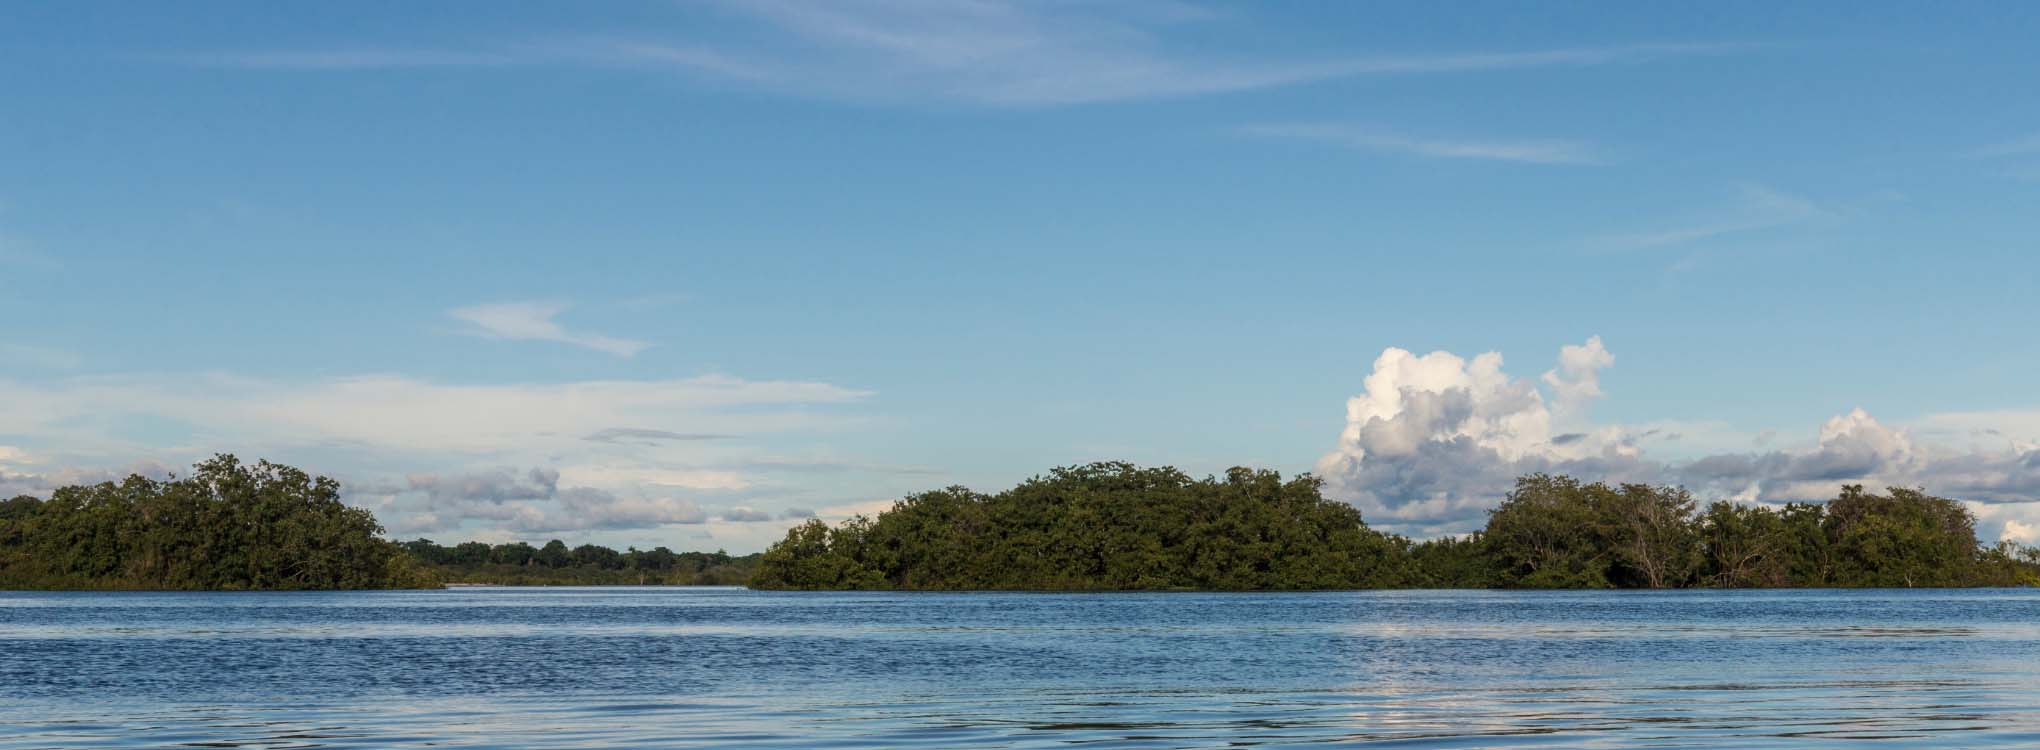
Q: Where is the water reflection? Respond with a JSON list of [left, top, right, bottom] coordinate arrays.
[[1, 588, 2037, 748]]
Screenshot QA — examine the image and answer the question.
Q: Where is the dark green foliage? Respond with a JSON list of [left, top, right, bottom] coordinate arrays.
[[0, 455, 756, 590], [751, 464, 2040, 591], [1404, 533, 1497, 588], [401, 538, 759, 585], [1697, 500, 1793, 587], [7, 455, 2032, 592], [1484, 476, 2031, 589], [750, 462, 1412, 590], [0, 455, 436, 590]]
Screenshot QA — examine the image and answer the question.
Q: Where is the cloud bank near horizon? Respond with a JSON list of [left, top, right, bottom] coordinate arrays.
[[1317, 338, 2040, 542], [5, 337, 2039, 549]]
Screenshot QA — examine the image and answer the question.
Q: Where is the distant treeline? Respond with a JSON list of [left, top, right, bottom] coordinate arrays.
[[0, 455, 753, 591], [399, 539, 760, 585], [749, 463, 2040, 590]]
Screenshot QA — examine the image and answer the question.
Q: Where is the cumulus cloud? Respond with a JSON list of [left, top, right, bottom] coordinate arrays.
[[2003, 519, 2038, 544], [1542, 336, 1614, 419], [1318, 337, 2040, 539], [449, 301, 649, 357], [1315, 339, 1656, 531]]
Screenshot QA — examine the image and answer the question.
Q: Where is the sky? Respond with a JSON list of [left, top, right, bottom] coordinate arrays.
[[3, 1, 2039, 553]]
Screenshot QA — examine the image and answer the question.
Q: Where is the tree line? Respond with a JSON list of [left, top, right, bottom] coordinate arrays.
[[7, 456, 2033, 591], [749, 462, 2040, 590], [0, 455, 756, 590], [0, 455, 436, 590], [400, 538, 759, 585]]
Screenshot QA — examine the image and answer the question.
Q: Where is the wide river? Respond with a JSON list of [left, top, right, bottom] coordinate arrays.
[[3, 587, 2038, 748]]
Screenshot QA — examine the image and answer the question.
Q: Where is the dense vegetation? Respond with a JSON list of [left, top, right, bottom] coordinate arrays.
[[0, 456, 757, 590], [0, 455, 435, 590], [399, 538, 760, 585], [754, 464, 1409, 590], [7, 456, 2033, 592], [750, 463, 2040, 590]]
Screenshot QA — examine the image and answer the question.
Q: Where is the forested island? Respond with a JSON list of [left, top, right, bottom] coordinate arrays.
[[750, 462, 2040, 590], [4, 456, 2035, 591], [399, 539, 759, 586], [0, 455, 755, 590]]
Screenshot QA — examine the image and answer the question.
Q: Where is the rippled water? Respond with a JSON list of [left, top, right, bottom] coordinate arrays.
[[3, 588, 2038, 749]]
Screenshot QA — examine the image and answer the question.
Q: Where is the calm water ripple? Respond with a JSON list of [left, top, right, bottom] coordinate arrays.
[[2, 588, 2037, 748]]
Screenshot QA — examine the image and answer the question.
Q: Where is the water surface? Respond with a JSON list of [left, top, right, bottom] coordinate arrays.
[[3, 587, 2037, 748]]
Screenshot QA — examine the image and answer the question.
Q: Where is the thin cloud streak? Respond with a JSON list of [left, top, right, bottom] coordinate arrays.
[[583, 428, 739, 445], [449, 301, 650, 357], [1242, 123, 1602, 165], [170, 0, 1753, 107], [1597, 184, 1832, 251], [1970, 133, 2040, 158]]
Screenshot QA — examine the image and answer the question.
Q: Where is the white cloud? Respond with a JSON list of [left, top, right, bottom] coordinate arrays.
[[0, 372, 867, 456], [1242, 124, 1602, 165], [1318, 337, 2040, 540], [1542, 335, 1614, 419], [817, 498, 899, 520], [1315, 337, 1654, 533], [449, 301, 650, 357], [2003, 518, 2039, 545], [0, 370, 874, 538]]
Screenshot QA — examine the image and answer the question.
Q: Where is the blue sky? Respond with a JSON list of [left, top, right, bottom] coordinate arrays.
[[3, 1, 2039, 551]]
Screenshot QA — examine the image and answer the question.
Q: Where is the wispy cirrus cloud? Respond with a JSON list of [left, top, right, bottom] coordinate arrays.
[[449, 301, 649, 357], [0, 371, 871, 458], [1968, 133, 2040, 180], [1969, 133, 2040, 159], [1241, 123, 1603, 165], [1596, 183, 1833, 252], [583, 428, 738, 445], [172, 1, 1749, 108]]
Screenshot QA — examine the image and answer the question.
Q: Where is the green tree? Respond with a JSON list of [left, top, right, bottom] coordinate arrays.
[[0, 455, 435, 590], [1483, 474, 1616, 588], [1602, 483, 1700, 589], [1697, 501, 1790, 587]]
